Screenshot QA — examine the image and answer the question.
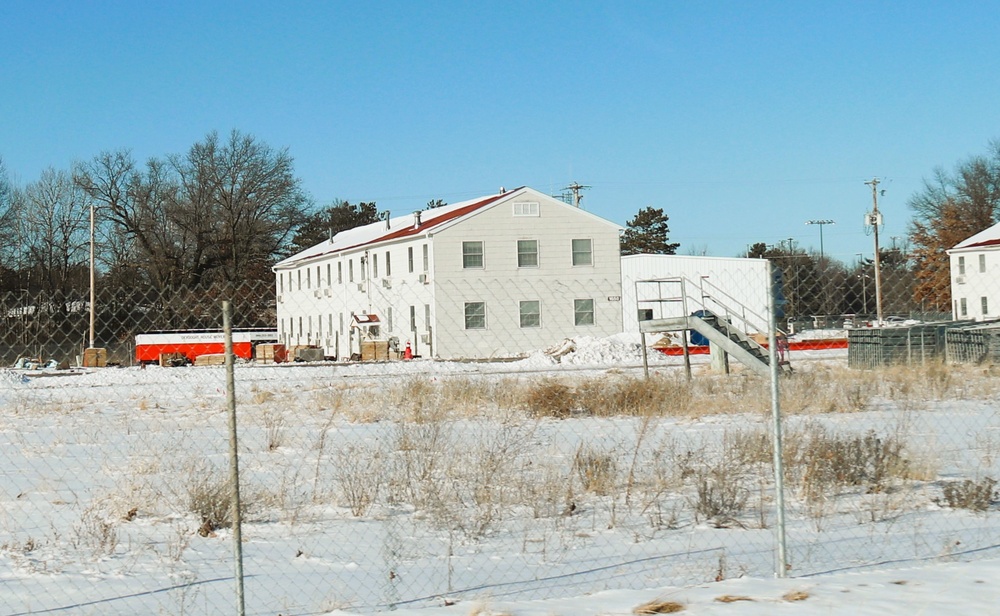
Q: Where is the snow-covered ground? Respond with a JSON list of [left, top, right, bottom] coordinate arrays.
[[2, 333, 998, 615]]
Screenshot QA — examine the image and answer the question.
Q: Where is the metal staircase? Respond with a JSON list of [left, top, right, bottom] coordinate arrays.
[[636, 276, 792, 378]]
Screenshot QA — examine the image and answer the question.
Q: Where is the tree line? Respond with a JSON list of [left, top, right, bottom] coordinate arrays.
[[1, 131, 996, 320]]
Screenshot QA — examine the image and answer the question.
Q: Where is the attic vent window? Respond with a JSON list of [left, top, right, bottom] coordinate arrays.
[[513, 202, 539, 217]]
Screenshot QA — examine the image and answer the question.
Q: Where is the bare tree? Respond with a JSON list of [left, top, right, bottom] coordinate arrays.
[[76, 131, 310, 289], [19, 167, 93, 296]]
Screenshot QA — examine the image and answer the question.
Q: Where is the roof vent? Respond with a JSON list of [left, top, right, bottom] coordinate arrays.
[[499, 186, 506, 194], [413, 211, 422, 229]]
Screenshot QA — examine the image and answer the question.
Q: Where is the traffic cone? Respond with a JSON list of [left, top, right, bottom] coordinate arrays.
[[403, 341, 412, 360]]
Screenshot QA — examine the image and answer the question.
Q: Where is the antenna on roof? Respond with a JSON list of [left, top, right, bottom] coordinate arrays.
[[380, 210, 390, 230], [563, 181, 591, 208]]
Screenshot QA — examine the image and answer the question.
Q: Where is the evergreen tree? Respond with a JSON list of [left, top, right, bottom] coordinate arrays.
[[620, 207, 679, 255]]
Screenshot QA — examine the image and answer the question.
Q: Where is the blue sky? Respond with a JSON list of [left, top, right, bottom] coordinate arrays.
[[3, 1, 1000, 263]]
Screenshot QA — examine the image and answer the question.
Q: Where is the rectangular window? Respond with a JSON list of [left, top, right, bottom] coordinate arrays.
[[306, 268, 311, 288], [338, 262, 343, 284], [339, 313, 344, 335], [373, 254, 379, 278], [519, 300, 541, 328], [517, 239, 539, 268], [329, 314, 333, 336], [297, 270, 302, 290], [574, 298, 595, 326], [408, 247, 414, 273], [513, 201, 539, 216], [960, 297, 968, 317], [980, 254, 987, 273], [463, 241, 484, 268], [424, 304, 431, 331], [385, 251, 391, 276], [409, 305, 416, 331], [280, 273, 284, 293], [326, 264, 331, 285], [464, 302, 486, 329], [422, 244, 429, 272], [361, 256, 366, 280], [387, 306, 393, 332], [958, 256, 966, 275], [349, 260, 354, 282], [572, 239, 593, 266], [982, 296, 989, 316], [316, 266, 320, 286]]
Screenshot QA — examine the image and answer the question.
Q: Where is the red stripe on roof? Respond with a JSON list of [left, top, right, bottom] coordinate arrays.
[[965, 238, 1000, 249], [330, 189, 520, 255]]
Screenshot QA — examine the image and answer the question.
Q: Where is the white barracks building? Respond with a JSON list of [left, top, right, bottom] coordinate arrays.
[[273, 187, 624, 359], [948, 221, 1000, 321]]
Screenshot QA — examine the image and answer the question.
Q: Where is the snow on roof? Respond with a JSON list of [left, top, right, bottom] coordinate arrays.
[[950, 220, 1000, 251], [274, 187, 524, 269]]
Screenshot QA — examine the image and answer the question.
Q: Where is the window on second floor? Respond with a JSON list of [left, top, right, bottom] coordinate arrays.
[[572, 238, 593, 266], [517, 240, 538, 268], [463, 241, 484, 269], [958, 256, 966, 275], [980, 254, 987, 273]]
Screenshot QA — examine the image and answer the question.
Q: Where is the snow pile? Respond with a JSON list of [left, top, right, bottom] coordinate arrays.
[[0, 368, 29, 387], [516, 333, 673, 367]]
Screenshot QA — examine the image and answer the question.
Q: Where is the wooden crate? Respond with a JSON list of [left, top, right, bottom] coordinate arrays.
[[361, 340, 389, 361], [255, 343, 287, 364], [194, 353, 227, 366], [83, 347, 107, 368]]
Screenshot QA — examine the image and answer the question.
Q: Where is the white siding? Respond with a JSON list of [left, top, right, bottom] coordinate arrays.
[[431, 193, 622, 358]]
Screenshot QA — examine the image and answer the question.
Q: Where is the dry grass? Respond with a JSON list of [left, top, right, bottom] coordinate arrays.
[[782, 590, 810, 601], [714, 594, 755, 602], [633, 598, 685, 613]]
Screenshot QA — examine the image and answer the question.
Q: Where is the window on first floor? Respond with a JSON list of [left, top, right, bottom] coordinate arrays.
[[572, 238, 593, 266], [982, 296, 989, 316], [425, 304, 431, 331], [387, 306, 393, 332], [464, 302, 487, 329], [574, 299, 595, 326], [410, 305, 416, 331], [519, 300, 541, 328], [960, 297, 968, 316]]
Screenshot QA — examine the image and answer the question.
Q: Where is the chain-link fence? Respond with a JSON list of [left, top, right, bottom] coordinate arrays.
[[2, 259, 999, 615]]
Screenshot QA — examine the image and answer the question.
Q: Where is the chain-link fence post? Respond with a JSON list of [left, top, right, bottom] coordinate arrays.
[[223, 300, 246, 616]]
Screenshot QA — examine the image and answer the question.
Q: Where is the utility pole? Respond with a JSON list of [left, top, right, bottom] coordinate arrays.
[[564, 181, 590, 208], [864, 178, 884, 325]]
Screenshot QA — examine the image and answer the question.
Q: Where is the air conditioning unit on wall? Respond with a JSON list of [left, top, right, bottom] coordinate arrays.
[[418, 274, 428, 284], [382, 278, 392, 289], [956, 276, 966, 285]]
